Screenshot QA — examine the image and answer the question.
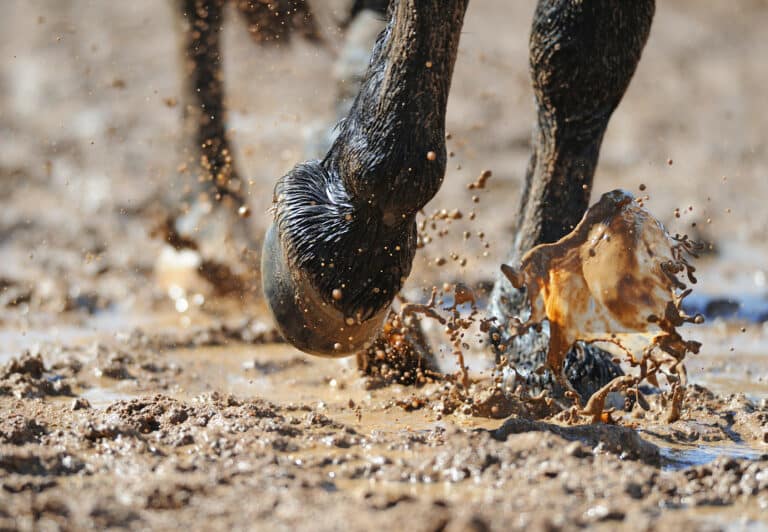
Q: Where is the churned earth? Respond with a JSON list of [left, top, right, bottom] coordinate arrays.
[[1, 0, 767, 530]]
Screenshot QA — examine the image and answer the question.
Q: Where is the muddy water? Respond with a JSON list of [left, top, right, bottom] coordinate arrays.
[[1, 203, 766, 532]]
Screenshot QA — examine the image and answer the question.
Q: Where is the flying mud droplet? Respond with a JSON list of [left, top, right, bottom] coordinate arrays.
[[501, 189, 703, 422], [426, 151, 437, 161], [467, 169, 492, 190]]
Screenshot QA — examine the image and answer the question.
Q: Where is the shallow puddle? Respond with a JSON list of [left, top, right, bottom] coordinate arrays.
[[660, 443, 765, 471]]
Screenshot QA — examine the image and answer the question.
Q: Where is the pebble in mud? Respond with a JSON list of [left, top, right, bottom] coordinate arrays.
[[71, 397, 92, 411]]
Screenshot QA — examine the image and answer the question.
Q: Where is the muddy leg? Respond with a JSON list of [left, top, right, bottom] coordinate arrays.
[[315, 2, 436, 379], [490, 0, 655, 400], [263, 0, 469, 355], [177, 0, 244, 210], [166, 0, 260, 288], [170, 0, 319, 292]]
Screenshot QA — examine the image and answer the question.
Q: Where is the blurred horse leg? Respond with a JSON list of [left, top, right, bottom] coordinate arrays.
[[164, 1, 319, 294]]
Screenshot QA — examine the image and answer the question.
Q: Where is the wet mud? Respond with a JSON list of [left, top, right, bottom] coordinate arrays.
[[0, 325, 766, 531]]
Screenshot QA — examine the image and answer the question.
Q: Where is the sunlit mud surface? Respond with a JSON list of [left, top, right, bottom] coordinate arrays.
[[2, 0, 768, 530]]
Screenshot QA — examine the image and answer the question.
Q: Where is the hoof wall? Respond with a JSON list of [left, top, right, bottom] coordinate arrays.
[[261, 223, 387, 357]]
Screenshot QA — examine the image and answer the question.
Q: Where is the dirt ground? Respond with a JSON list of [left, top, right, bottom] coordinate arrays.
[[1, 0, 767, 530]]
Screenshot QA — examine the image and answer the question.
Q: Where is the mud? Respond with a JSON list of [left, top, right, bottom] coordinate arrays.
[[0, 338, 766, 531], [1, 0, 768, 530], [500, 189, 702, 419]]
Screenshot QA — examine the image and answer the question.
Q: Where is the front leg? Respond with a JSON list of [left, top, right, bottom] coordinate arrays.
[[262, 0, 469, 356], [489, 0, 655, 399]]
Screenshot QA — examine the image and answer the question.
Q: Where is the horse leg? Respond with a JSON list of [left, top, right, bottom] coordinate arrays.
[[489, 0, 655, 401], [262, 0, 469, 355]]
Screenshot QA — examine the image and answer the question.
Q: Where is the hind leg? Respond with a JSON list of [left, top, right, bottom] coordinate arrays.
[[164, 0, 259, 292], [489, 0, 655, 400], [166, 0, 320, 292], [176, 0, 244, 211]]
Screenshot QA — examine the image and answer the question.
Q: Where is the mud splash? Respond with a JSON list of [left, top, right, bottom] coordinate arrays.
[[500, 189, 703, 421]]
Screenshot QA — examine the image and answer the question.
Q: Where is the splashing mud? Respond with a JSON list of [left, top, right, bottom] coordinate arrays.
[[500, 189, 703, 421]]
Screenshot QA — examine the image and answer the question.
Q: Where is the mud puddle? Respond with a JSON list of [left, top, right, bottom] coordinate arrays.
[[8, 315, 765, 459], [660, 443, 765, 471], [1, 319, 766, 530]]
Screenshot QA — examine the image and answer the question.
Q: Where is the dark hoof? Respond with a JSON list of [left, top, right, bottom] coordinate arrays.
[[564, 342, 625, 401], [261, 223, 388, 357]]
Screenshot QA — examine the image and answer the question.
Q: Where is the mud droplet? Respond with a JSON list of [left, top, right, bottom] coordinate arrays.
[[467, 170, 492, 190], [238, 205, 251, 218], [332, 289, 343, 301], [426, 151, 437, 161]]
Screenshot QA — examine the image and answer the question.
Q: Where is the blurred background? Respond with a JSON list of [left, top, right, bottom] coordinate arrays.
[[1, 0, 767, 394]]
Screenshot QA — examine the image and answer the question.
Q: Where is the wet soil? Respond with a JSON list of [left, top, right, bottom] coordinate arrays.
[[1, 0, 768, 530], [0, 328, 766, 531]]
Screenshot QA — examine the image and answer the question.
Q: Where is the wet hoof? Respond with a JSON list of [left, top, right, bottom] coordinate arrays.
[[261, 223, 388, 357], [564, 343, 625, 402]]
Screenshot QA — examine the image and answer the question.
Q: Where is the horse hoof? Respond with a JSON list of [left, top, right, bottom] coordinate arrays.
[[261, 223, 388, 357]]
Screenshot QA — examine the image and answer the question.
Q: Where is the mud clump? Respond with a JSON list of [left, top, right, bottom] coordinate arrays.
[[640, 384, 768, 448], [0, 415, 46, 445], [0, 353, 74, 398], [357, 310, 441, 388], [491, 417, 661, 464], [124, 319, 283, 351]]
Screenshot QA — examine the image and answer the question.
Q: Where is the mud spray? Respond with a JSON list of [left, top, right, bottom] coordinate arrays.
[[368, 188, 703, 425]]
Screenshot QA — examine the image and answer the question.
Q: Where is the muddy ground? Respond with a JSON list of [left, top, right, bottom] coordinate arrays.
[[1, 0, 767, 530]]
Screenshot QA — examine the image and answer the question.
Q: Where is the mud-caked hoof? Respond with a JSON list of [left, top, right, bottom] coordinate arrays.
[[564, 343, 625, 401], [261, 223, 388, 357], [497, 327, 624, 405]]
